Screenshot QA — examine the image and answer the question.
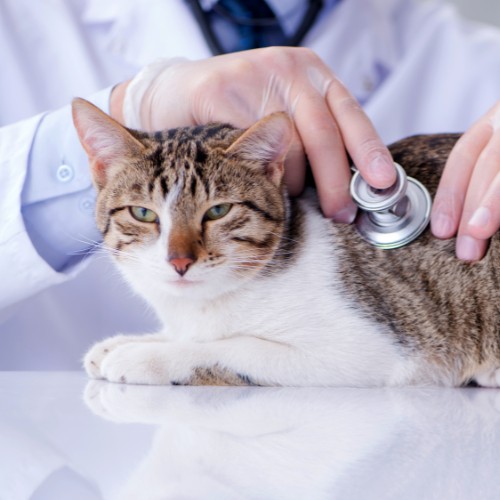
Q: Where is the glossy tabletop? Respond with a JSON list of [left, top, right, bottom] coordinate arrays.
[[1, 372, 499, 500]]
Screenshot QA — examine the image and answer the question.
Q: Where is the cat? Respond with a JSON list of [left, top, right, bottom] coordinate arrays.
[[72, 97, 499, 388]]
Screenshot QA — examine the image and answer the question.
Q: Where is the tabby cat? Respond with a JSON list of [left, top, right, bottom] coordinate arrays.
[[72, 98, 499, 387]]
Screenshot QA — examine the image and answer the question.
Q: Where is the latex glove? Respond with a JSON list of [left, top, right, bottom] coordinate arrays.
[[431, 101, 500, 261], [111, 47, 396, 222]]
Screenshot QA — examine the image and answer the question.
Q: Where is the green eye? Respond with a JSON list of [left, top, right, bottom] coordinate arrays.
[[204, 203, 232, 221], [129, 206, 158, 223]]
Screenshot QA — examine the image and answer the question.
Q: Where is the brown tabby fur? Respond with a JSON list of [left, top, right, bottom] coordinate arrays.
[[337, 134, 499, 381]]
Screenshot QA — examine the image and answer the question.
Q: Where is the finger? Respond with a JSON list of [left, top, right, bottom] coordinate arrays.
[[455, 235, 489, 262], [466, 172, 500, 239], [283, 124, 307, 196], [431, 121, 492, 239], [460, 128, 500, 234], [293, 91, 356, 222], [325, 78, 396, 189]]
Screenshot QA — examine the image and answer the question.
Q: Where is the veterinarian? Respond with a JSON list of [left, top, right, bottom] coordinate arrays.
[[0, 0, 499, 369]]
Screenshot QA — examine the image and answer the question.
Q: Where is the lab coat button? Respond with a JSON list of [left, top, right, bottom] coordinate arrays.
[[80, 197, 95, 213], [56, 164, 74, 183]]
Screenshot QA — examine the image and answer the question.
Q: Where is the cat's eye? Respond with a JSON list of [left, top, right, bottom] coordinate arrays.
[[129, 206, 158, 223], [204, 203, 232, 221]]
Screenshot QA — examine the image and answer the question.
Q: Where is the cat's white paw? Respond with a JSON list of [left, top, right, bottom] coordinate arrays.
[[99, 342, 187, 385], [83, 333, 166, 380], [85, 338, 253, 386], [84, 334, 134, 379], [84, 331, 258, 386], [473, 367, 500, 388]]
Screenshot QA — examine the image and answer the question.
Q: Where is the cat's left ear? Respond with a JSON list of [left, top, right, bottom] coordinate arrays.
[[225, 112, 293, 186], [72, 97, 145, 190]]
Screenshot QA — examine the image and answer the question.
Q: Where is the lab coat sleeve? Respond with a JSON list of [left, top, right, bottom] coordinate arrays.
[[0, 89, 111, 310]]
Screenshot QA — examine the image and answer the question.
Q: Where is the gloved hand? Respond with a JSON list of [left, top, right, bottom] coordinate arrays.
[[111, 47, 396, 223], [431, 101, 500, 261]]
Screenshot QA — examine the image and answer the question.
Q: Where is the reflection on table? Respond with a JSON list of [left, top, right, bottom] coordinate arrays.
[[1, 372, 499, 499]]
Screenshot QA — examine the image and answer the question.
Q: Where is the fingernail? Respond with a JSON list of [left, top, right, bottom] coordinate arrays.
[[332, 202, 357, 224], [368, 156, 396, 187], [456, 235, 481, 261], [432, 212, 455, 238], [469, 206, 491, 228]]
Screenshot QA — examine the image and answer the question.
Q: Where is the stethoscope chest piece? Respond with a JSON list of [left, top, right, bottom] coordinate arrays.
[[350, 162, 432, 249]]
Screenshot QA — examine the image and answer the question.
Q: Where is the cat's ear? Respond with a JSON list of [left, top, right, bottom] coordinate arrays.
[[72, 97, 145, 190], [226, 112, 293, 186]]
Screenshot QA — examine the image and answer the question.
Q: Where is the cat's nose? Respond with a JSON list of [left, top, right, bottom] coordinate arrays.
[[168, 255, 195, 277]]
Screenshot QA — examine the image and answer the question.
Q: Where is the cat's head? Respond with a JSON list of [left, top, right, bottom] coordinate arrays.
[[72, 98, 293, 300]]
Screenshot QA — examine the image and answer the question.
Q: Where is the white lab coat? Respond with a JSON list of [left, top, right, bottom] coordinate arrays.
[[1, 0, 500, 369]]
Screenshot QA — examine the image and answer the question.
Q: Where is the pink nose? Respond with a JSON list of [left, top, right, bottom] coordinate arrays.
[[168, 256, 195, 277]]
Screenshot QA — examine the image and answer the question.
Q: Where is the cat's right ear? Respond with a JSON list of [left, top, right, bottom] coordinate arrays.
[[72, 97, 145, 190]]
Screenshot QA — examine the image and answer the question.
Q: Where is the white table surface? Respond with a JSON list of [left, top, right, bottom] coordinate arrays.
[[0, 372, 499, 500]]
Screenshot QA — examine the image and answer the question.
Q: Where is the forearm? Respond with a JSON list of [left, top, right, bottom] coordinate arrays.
[[0, 88, 111, 308]]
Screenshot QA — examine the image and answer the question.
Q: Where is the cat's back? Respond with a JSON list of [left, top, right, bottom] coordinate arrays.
[[321, 134, 499, 378]]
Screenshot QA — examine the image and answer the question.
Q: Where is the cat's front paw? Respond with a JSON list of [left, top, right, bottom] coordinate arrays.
[[84, 335, 129, 379], [83, 333, 166, 380], [85, 338, 255, 386], [99, 342, 176, 385]]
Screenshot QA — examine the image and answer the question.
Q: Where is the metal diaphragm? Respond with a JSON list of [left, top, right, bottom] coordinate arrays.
[[350, 162, 432, 249]]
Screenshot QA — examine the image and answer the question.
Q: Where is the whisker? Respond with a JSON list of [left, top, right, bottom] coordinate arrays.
[[266, 230, 301, 245]]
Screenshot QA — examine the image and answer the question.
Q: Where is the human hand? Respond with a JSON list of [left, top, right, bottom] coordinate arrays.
[[111, 47, 395, 222], [431, 102, 500, 261]]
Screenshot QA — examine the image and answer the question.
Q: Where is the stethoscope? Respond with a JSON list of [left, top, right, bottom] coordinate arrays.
[[350, 163, 432, 249], [186, 0, 325, 55]]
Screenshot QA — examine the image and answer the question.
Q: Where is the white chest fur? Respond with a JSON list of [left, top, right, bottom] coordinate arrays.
[[124, 203, 419, 387]]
